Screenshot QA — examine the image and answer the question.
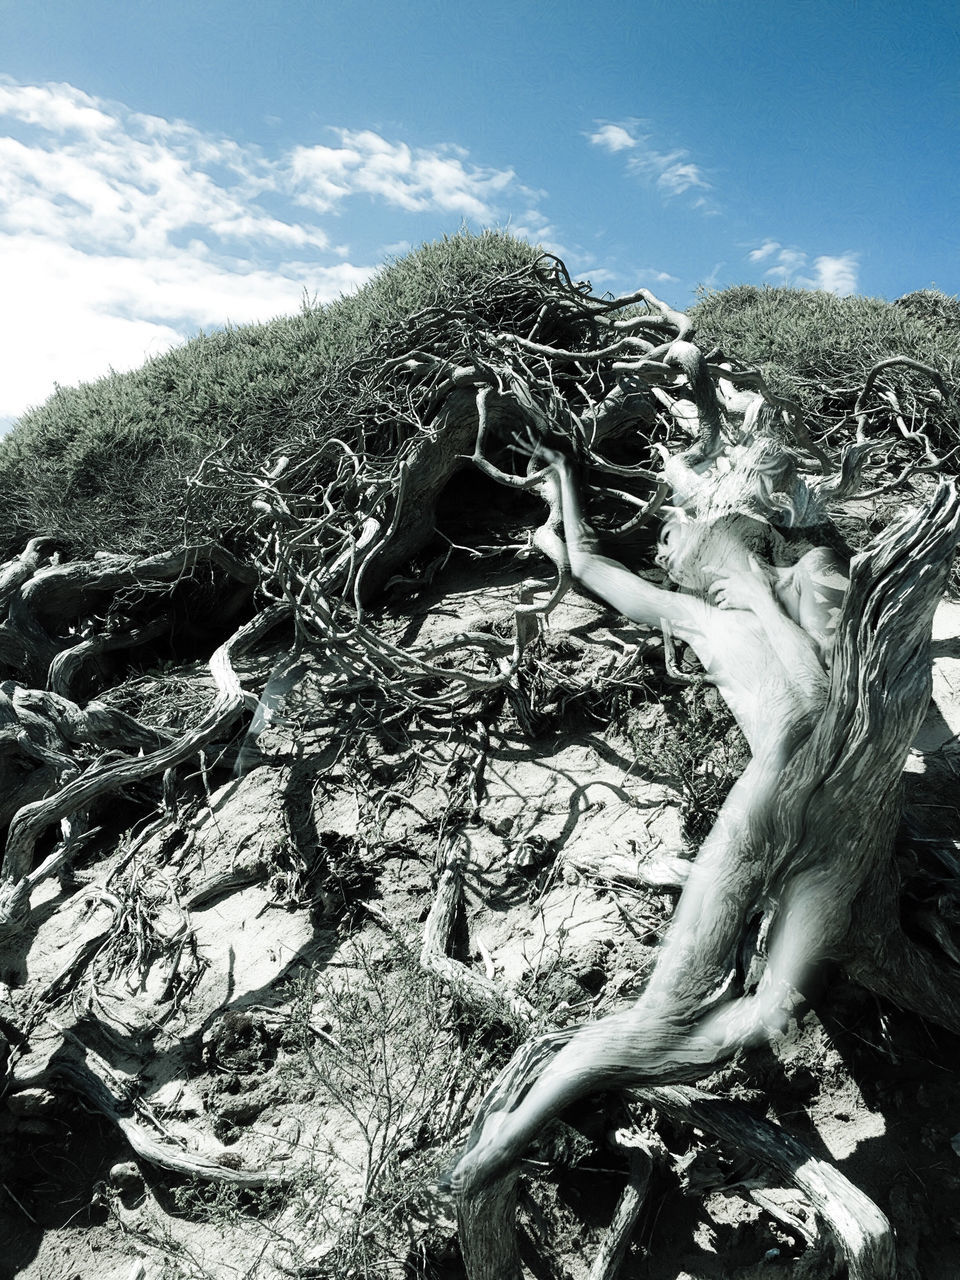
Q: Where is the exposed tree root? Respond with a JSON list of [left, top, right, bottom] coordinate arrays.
[[421, 846, 537, 1029], [0, 602, 291, 934], [46, 611, 174, 698], [9, 1024, 288, 1185], [0, 254, 958, 1280], [642, 1086, 896, 1280], [451, 487, 959, 1275], [587, 1130, 654, 1280], [564, 845, 691, 891]]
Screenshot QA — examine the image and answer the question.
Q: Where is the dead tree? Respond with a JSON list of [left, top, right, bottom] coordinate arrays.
[[449, 476, 958, 1279], [429, 292, 960, 1278], [0, 254, 957, 1267]]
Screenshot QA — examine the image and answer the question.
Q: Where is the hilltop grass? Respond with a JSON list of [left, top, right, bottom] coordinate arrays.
[[1, 236, 957, 566], [690, 283, 960, 450], [0, 231, 542, 559]]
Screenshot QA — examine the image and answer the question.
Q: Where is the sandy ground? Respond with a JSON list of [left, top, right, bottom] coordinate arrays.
[[2, 571, 960, 1280]]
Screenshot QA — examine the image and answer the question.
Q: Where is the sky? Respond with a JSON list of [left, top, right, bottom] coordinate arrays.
[[1, 0, 958, 429]]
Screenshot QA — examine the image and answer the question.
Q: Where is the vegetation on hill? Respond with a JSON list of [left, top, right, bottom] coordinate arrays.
[[1, 232, 959, 1279], [0, 231, 542, 558], [2, 237, 957, 569], [691, 282, 960, 458]]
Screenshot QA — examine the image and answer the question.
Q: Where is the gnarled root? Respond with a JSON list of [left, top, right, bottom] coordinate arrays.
[[0, 602, 291, 936], [644, 1085, 896, 1280], [452, 483, 960, 1277], [8, 1024, 288, 1185], [421, 846, 537, 1029]]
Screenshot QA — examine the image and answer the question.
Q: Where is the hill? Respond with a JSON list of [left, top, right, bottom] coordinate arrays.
[[0, 233, 959, 1280]]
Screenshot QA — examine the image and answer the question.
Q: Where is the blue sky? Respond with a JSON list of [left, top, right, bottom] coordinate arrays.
[[1, 0, 958, 427]]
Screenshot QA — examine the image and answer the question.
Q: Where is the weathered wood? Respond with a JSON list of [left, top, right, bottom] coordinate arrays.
[[46, 611, 173, 697], [0, 264, 952, 1271], [455, 1170, 523, 1280], [587, 1132, 654, 1280], [0, 602, 292, 932], [452, 454, 959, 1276], [12, 1024, 289, 1185], [421, 852, 536, 1028], [643, 1085, 896, 1280]]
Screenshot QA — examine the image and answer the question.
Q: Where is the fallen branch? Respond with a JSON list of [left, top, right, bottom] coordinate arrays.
[[587, 1130, 654, 1280], [642, 1085, 895, 1280], [421, 847, 536, 1029], [41, 1025, 288, 1185]]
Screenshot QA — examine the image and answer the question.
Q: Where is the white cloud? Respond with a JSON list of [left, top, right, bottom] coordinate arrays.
[[0, 94, 331, 257], [0, 233, 375, 417], [763, 247, 808, 281], [748, 239, 781, 263], [587, 119, 713, 210], [702, 261, 726, 291], [508, 206, 564, 257], [587, 124, 639, 153], [752, 242, 859, 295], [654, 157, 710, 197], [290, 129, 522, 222], [810, 253, 859, 295], [0, 80, 116, 135], [0, 78, 548, 422]]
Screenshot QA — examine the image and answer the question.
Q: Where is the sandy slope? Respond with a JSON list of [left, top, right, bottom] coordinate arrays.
[[3, 574, 960, 1280]]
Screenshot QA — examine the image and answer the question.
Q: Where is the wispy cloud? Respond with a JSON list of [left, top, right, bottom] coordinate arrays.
[[588, 123, 638, 154], [589, 123, 863, 297], [587, 119, 713, 207], [810, 254, 860, 295], [748, 239, 781, 264], [637, 268, 680, 285], [0, 79, 547, 422], [748, 240, 860, 295], [291, 130, 522, 221]]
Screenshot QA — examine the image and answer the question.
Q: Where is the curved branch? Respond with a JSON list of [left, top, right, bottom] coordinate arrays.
[[46, 611, 173, 698], [43, 1028, 288, 1185], [0, 537, 58, 606], [0, 602, 292, 930], [856, 356, 948, 422], [421, 852, 536, 1028], [642, 1085, 896, 1280], [20, 543, 253, 626]]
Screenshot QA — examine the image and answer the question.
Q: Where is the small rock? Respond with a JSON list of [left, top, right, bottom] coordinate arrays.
[[109, 1161, 143, 1190], [7, 1087, 58, 1117]]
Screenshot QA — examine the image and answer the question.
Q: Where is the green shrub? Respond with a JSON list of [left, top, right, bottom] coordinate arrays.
[[4, 244, 956, 565], [690, 284, 960, 448], [0, 231, 543, 558]]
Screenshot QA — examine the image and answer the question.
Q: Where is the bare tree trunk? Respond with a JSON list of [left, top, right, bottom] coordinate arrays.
[[453, 476, 960, 1277]]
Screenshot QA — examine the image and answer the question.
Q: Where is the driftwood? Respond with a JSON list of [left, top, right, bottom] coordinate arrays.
[[9, 1023, 288, 1185], [0, 600, 290, 933], [643, 1086, 895, 1280]]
